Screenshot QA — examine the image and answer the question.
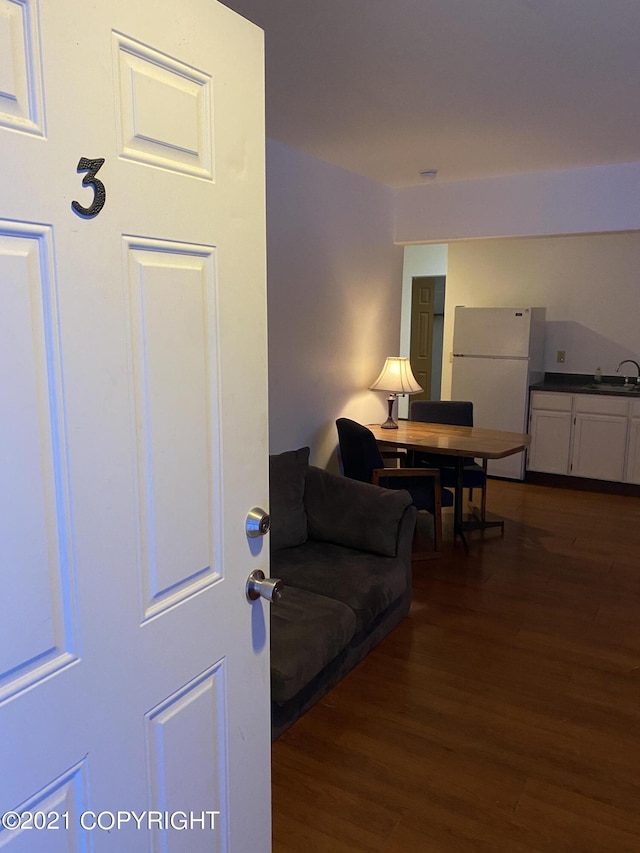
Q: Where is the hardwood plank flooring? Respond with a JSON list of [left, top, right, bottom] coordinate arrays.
[[271, 480, 640, 852]]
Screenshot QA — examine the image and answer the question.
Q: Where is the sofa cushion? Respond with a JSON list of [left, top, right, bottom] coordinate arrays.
[[272, 540, 407, 636], [269, 447, 310, 551], [304, 466, 412, 557], [270, 586, 356, 704]]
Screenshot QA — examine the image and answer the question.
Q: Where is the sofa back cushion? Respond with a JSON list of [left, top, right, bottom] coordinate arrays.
[[304, 465, 412, 557], [269, 447, 310, 551]]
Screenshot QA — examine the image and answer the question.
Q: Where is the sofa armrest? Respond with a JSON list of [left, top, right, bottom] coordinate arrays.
[[304, 466, 416, 557]]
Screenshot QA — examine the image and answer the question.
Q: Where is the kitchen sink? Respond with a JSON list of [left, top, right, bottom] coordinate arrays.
[[583, 382, 640, 394]]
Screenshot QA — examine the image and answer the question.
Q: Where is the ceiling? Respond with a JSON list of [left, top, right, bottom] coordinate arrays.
[[221, 0, 640, 188]]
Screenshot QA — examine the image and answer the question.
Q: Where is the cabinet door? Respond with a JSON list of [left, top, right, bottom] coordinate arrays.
[[528, 410, 572, 474], [625, 419, 640, 484], [571, 413, 628, 481]]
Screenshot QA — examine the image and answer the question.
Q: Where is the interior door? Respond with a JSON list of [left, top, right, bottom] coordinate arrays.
[[409, 276, 435, 402], [0, 1, 270, 851]]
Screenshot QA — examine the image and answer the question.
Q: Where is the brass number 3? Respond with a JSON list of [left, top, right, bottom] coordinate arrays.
[[72, 157, 106, 218]]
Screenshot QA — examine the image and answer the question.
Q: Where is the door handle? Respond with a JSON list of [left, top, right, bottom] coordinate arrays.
[[246, 570, 283, 604]]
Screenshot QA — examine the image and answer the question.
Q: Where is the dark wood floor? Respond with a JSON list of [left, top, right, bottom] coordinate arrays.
[[271, 479, 640, 852]]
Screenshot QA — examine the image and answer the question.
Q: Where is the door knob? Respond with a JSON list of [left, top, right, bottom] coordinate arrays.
[[246, 507, 271, 538], [246, 569, 283, 604]]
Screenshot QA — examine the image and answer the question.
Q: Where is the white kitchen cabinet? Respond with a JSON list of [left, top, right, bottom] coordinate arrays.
[[624, 399, 640, 484], [527, 392, 572, 474], [528, 390, 637, 483], [570, 394, 629, 482]]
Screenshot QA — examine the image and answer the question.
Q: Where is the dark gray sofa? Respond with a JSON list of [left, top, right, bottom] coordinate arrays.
[[269, 447, 417, 739]]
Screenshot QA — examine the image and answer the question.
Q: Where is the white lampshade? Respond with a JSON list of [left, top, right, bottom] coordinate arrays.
[[369, 357, 422, 395]]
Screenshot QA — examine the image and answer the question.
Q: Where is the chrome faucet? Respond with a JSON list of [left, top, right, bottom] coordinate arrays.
[[616, 359, 640, 385]]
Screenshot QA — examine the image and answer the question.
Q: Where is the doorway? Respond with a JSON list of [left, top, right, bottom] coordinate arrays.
[[409, 275, 446, 401]]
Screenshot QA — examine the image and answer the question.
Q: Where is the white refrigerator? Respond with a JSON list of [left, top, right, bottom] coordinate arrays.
[[451, 306, 546, 480]]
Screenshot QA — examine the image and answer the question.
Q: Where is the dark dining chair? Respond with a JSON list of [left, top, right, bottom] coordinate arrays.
[[409, 400, 488, 522], [336, 417, 454, 551]]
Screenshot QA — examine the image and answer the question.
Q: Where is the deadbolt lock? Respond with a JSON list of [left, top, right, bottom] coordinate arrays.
[[246, 507, 271, 538]]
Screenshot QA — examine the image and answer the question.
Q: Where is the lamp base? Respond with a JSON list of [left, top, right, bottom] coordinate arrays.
[[380, 417, 399, 429], [379, 395, 398, 429]]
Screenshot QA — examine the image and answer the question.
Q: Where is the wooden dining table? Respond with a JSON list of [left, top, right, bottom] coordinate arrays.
[[366, 419, 530, 548]]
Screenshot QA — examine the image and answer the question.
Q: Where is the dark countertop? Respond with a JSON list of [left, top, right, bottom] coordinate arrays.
[[530, 372, 640, 397]]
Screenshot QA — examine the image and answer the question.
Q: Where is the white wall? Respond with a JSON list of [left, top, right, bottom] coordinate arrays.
[[266, 148, 640, 458], [439, 233, 640, 396], [399, 244, 448, 356], [394, 161, 640, 244], [266, 140, 403, 468], [394, 161, 640, 400]]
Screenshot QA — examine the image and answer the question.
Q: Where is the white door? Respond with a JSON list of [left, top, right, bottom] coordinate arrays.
[[0, 1, 271, 851], [451, 356, 529, 479]]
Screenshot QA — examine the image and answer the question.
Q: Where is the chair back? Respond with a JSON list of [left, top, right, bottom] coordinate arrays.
[[336, 418, 384, 482], [410, 400, 474, 427], [410, 401, 476, 468]]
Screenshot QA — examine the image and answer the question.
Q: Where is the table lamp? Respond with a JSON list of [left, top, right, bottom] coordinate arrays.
[[369, 357, 423, 429]]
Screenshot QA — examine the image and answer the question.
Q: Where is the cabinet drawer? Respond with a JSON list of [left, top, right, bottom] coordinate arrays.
[[530, 391, 572, 412], [574, 394, 629, 416]]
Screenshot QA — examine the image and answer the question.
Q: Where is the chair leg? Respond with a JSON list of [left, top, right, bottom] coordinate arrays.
[[481, 459, 488, 522], [432, 492, 443, 551]]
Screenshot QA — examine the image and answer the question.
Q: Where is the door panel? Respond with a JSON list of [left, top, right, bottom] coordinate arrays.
[[0, 1, 269, 850], [571, 414, 627, 481], [527, 410, 571, 474], [0, 224, 77, 704], [0, 0, 45, 137], [146, 663, 226, 852], [113, 31, 214, 179], [626, 420, 640, 484], [410, 276, 435, 402], [124, 238, 220, 621], [0, 760, 89, 852]]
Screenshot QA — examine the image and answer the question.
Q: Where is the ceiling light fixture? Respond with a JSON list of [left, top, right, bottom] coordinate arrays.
[[419, 169, 438, 180]]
